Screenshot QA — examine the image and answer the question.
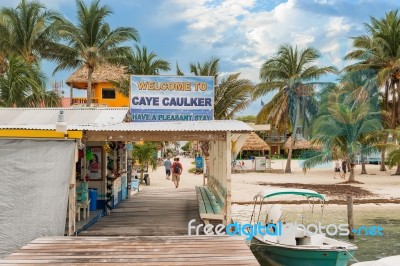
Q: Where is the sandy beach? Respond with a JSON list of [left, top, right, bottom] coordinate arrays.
[[139, 157, 400, 204]]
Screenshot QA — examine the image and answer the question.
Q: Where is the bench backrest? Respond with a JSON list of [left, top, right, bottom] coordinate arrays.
[[204, 187, 224, 212]]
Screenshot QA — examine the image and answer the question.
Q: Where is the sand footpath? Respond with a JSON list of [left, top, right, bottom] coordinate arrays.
[[141, 157, 400, 204]]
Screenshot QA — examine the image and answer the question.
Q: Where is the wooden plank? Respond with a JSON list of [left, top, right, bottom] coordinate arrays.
[[0, 236, 258, 265], [195, 186, 207, 215], [199, 187, 214, 214], [0, 188, 258, 265], [204, 186, 222, 214]]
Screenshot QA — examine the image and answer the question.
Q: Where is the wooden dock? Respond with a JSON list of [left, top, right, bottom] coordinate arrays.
[[0, 188, 259, 265], [80, 188, 203, 236]]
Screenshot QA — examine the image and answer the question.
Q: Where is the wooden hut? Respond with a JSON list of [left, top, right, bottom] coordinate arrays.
[[241, 132, 270, 151], [66, 64, 129, 107], [282, 137, 322, 150]]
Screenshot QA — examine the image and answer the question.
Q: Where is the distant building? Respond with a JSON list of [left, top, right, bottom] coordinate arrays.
[[66, 64, 129, 107]]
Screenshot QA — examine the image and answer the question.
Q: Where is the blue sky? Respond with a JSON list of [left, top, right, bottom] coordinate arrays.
[[1, 0, 400, 116]]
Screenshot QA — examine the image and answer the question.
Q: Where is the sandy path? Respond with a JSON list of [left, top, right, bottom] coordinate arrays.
[[139, 157, 400, 203]]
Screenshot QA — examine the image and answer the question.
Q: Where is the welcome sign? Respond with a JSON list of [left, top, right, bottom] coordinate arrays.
[[130, 75, 214, 122]]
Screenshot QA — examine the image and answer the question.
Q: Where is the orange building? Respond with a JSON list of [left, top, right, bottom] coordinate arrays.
[[66, 65, 129, 107]]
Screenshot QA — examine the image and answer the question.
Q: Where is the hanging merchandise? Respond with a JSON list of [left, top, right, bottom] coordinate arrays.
[[103, 143, 113, 154], [107, 156, 114, 171], [78, 139, 85, 149], [118, 142, 125, 149], [78, 148, 84, 159], [86, 148, 93, 161], [109, 142, 116, 150], [125, 143, 133, 151]]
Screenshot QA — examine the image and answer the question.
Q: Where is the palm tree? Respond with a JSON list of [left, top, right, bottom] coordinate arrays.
[[0, 54, 51, 107], [214, 73, 254, 119], [0, 0, 62, 63], [189, 58, 220, 80], [345, 10, 400, 171], [113, 45, 170, 97], [303, 80, 382, 182], [51, 0, 139, 106], [255, 44, 337, 173], [0, 0, 62, 107], [126, 45, 170, 75], [131, 142, 158, 184], [177, 58, 254, 119]]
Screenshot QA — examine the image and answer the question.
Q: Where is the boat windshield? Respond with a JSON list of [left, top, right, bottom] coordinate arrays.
[[255, 188, 326, 201]]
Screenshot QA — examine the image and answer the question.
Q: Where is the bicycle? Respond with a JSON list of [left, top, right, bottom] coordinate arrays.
[[231, 161, 247, 174]]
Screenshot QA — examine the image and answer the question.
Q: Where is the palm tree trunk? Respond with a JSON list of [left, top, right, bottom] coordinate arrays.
[[397, 80, 400, 125], [348, 163, 356, 182], [380, 145, 387, 171], [86, 67, 94, 107], [360, 155, 367, 174], [70, 85, 73, 106], [285, 101, 300, 173], [395, 162, 400, 175], [391, 81, 396, 129], [140, 166, 144, 184]]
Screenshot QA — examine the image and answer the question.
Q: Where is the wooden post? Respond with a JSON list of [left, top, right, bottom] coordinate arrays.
[[68, 141, 78, 236], [225, 132, 232, 225], [347, 194, 354, 239]]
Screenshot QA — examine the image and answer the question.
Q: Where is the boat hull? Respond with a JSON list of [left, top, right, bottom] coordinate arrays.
[[249, 237, 356, 266]]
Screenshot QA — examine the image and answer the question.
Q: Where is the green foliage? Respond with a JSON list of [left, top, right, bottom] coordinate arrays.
[[214, 73, 254, 119], [51, 0, 139, 106], [255, 44, 337, 132], [0, 0, 62, 62], [181, 142, 191, 152], [188, 167, 196, 173], [0, 55, 52, 107], [302, 73, 382, 180], [132, 142, 158, 182], [255, 44, 337, 172], [236, 115, 256, 123], [113, 45, 171, 97], [177, 58, 254, 120], [298, 149, 322, 160]]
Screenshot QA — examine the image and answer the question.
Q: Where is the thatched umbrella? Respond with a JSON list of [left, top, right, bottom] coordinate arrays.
[[282, 137, 321, 150], [66, 64, 128, 89], [241, 132, 270, 151]]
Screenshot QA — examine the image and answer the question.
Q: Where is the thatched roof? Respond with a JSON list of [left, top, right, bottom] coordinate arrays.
[[241, 132, 270, 151], [66, 64, 128, 88], [282, 137, 322, 150]]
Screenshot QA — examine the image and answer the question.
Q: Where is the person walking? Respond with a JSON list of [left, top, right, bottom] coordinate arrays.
[[333, 160, 341, 179], [341, 159, 347, 179], [164, 157, 172, 180], [171, 157, 183, 188]]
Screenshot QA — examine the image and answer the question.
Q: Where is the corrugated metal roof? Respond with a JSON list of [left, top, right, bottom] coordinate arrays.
[[0, 108, 252, 132], [80, 120, 253, 132], [0, 108, 129, 130]]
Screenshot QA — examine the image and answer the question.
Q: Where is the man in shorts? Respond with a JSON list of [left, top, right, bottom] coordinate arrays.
[[171, 157, 183, 188], [164, 157, 172, 180]]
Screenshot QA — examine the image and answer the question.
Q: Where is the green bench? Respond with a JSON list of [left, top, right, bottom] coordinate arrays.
[[195, 186, 224, 224]]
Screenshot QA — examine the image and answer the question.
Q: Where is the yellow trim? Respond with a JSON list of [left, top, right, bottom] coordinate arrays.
[[0, 130, 83, 139]]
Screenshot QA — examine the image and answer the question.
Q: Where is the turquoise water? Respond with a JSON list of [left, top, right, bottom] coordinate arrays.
[[231, 204, 400, 264]]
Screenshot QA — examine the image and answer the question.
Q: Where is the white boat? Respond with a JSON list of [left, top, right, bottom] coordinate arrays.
[[247, 188, 358, 266]]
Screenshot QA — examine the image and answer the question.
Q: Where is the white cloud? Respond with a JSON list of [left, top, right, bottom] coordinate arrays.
[[325, 17, 352, 37], [154, 0, 393, 86]]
